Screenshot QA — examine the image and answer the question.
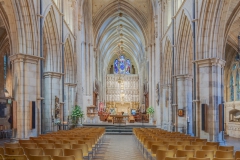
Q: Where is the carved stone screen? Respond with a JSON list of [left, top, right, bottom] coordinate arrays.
[[106, 74, 139, 113]]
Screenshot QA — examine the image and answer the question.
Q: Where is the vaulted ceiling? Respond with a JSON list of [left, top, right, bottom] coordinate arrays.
[[93, 0, 151, 70]]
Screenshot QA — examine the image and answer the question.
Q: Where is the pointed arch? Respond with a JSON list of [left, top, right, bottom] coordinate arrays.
[[162, 38, 172, 85], [43, 7, 61, 72], [176, 12, 193, 76], [64, 37, 75, 83]]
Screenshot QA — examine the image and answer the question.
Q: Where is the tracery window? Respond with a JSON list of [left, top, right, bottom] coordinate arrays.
[[114, 55, 131, 74], [3, 55, 7, 88], [230, 73, 234, 101], [237, 71, 240, 100]]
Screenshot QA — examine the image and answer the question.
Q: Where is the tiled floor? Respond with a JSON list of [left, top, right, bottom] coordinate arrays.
[[93, 135, 145, 160], [225, 136, 240, 151]]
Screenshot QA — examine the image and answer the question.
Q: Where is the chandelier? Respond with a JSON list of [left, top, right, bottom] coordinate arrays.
[[114, 1, 124, 59]]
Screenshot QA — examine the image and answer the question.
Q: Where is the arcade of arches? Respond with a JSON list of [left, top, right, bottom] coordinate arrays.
[[0, 0, 240, 144]]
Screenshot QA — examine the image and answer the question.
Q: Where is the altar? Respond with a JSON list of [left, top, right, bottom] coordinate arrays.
[[115, 102, 130, 113]]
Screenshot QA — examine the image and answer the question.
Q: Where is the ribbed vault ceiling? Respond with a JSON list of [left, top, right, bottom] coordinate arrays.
[[93, 1, 148, 71]]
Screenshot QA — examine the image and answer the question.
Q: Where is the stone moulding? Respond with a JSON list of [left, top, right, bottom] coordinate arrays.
[[225, 101, 240, 108], [9, 53, 44, 64], [193, 58, 226, 68], [43, 72, 64, 79]]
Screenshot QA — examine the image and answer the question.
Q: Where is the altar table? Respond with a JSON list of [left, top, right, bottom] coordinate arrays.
[[110, 115, 129, 124]]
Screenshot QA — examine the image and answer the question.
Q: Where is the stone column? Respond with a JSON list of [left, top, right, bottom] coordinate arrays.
[[176, 75, 193, 135], [161, 85, 168, 130], [43, 72, 62, 133], [10, 54, 42, 138], [195, 58, 225, 143], [64, 83, 77, 120]]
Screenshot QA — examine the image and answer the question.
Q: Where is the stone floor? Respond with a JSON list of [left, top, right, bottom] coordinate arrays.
[[225, 136, 240, 151], [93, 135, 145, 160]]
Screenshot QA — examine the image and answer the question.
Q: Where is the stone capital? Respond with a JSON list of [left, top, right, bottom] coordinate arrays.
[[194, 58, 225, 68], [43, 72, 63, 78], [175, 74, 193, 80], [9, 53, 43, 64], [65, 82, 77, 88]]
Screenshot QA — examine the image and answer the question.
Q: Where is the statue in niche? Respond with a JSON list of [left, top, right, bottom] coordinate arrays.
[[55, 96, 60, 119], [156, 83, 159, 105]]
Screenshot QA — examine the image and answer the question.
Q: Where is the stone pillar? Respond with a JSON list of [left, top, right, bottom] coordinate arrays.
[[64, 83, 77, 120], [176, 75, 193, 135], [10, 54, 42, 138], [43, 72, 62, 133], [195, 58, 225, 143]]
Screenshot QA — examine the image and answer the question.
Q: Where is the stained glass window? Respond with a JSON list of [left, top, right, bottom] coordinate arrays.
[[237, 71, 240, 100], [3, 55, 7, 88], [113, 55, 131, 74], [230, 73, 234, 101]]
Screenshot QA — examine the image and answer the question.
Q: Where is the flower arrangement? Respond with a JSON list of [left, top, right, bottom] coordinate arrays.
[[147, 106, 155, 116], [70, 105, 84, 126]]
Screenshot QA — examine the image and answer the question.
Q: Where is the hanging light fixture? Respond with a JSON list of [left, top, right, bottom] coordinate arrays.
[[114, 0, 125, 59]]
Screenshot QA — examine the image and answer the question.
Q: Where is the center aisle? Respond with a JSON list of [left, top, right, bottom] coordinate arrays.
[[94, 135, 145, 160]]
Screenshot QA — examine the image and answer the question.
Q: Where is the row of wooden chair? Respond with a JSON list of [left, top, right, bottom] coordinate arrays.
[[133, 128, 240, 160], [0, 127, 105, 160]]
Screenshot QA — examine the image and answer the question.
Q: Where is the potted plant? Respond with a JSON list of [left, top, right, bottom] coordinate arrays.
[[70, 105, 84, 128], [147, 106, 155, 124]]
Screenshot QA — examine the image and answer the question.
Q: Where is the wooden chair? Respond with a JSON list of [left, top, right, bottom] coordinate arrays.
[[48, 140, 62, 144], [176, 150, 195, 158], [28, 155, 52, 160], [63, 140, 78, 145], [0, 147, 4, 155], [5, 147, 24, 155], [53, 156, 75, 160], [195, 150, 214, 159], [177, 141, 191, 146], [25, 148, 44, 158], [206, 142, 219, 147], [43, 148, 63, 157], [202, 145, 218, 154], [236, 151, 240, 160], [188, 158, 210, 160], [0, 155, 3, 160], [72, 144, 89, 158], [54, 143, 71, 149], [4, 155, 27, 160], [192, 141, 206, 146], [168, 145, 184, 154], [165, 158, 187, 160], [196, 139, 207, 142], [215, 151, 233, 158], [19, 140, 33, 144], [156, 150, 175, 160], [213, 158, 234, 160], [64, 149, 83, 160], [33, 140, 48, 144], [185, 145, 202, 152], [38, 143, 54, 149], [218, 146, 234, 151], [4, 143, 20, 148], [20, 143, 38, 149], [151, 145, 168, 158]]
